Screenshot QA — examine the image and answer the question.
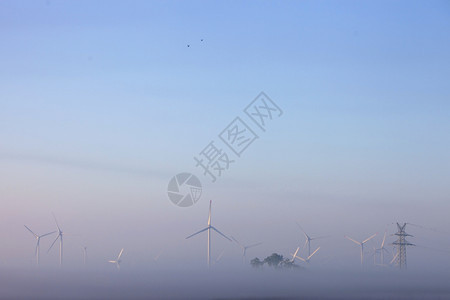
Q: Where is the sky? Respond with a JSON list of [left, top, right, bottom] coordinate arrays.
[[1, 0, 450, 284]]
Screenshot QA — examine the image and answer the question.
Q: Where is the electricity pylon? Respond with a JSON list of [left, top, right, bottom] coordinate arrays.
[[392, 222, 414, 270]]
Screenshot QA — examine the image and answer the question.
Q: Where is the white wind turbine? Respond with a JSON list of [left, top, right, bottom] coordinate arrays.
[[292, 246, 321, 264], [296, 223, 328, 257], [108, 248, 124, 270], [186, 200, 232, 268], [345, 233, 377, 266], [48, 214, 66, 267], [375, 231, 390, 266], [24, 225, 56, 266], [231, 236, 262, 264]]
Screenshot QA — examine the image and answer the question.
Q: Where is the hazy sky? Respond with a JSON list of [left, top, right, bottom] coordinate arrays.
[[0, 0, 449, 273]]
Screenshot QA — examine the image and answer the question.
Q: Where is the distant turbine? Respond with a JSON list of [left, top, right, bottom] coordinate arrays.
[[375, 231, 390, 266], [82, 246, 88, 266], [296, 223, 328, 257], [292, 246, 320, 263], [186, 200, 232, 268], [108, 248, 124, 270], [153, 250, 163, 262], [24, 225, 55, 266], [231, 236, 262, 264], [48, 214, 65, 267], [345, 233, 377, 266]]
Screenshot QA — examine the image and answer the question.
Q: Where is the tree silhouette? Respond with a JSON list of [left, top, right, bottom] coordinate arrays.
[[250, 257, 264, 268], [264, 253, 284, 267], [250, 253, 301, 269]]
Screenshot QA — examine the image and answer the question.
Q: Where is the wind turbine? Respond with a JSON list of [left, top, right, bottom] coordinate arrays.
[[231, 236, 262, 264], [48, 214, 65, 267], [153, 250, 163, 262], [82, 246, 88, 266], [108, 248, 124, 270], [375, 231, 390, 266], [24, 225, 55, 266], [296, 223, 328, 257], [186, 200, 232, 268], [345, 233, 377, 266], [292, 246, 321, 264]]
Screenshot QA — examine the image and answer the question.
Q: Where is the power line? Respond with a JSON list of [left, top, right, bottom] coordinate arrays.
[[415, 245, 450, 255], [408, 223, 450, 236]]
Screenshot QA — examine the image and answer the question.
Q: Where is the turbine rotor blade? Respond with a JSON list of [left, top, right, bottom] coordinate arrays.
[[362, 233, 377, 244], [293, 247, 300, 259], [117, 249, 124, 260], [24, 225, 38, 238], [345, 236, 361, 245], [390, 253, 398, 264], [185, 227, 209, 239], [308, 247, 320, 260], [40, 231, 57, 238], [311, 235, 330, 240], [296, 222, 309, 240], [48, 235, 60, 253], [295, 255, 306, 262], [302, 239, 308, 249], [211, 226, 232, 241], [231, 236, 244, 248], [216, 250, 225, 262], [381, 231, 387, 248], [246, 242, 263, 249], [208, 200, 211, 226], [52, 213, 61, 232]]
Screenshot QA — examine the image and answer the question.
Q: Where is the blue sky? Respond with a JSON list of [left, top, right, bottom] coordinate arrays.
[[0, 1, 449, 270]]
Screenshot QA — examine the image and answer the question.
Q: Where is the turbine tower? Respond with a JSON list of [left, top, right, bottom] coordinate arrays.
[[186, 200, 232, 268], [392, 223, 414, 270], [24, 226, 55, 266], [108, 248, 124, 270], [297, 223, 328, 257], [48, 214, 65, 267], [345, 233, 377, 266], [231, 236, 262, 264]]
